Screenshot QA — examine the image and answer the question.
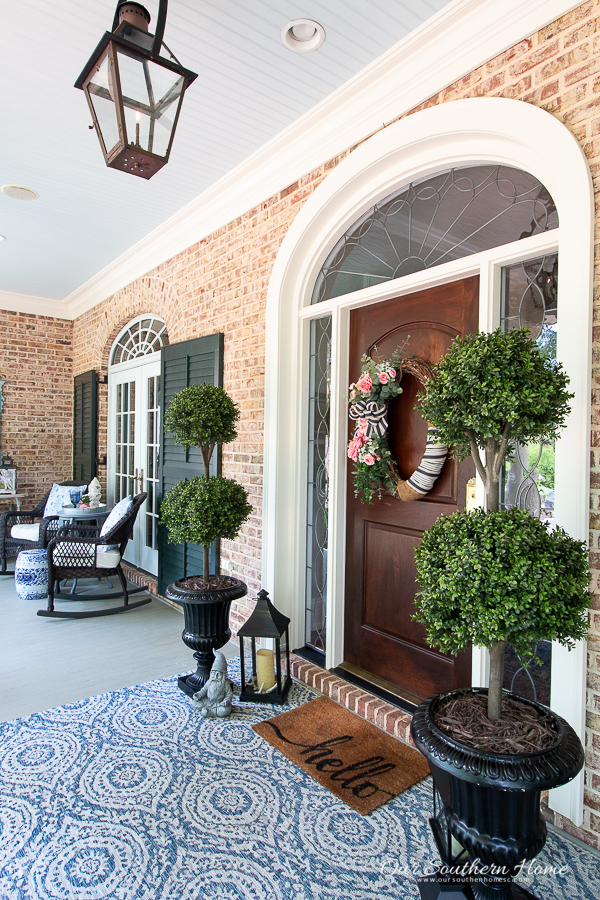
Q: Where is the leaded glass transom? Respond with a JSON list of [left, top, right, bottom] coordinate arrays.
[[311, 165, 558, 304], [111, 317, 169, 365]]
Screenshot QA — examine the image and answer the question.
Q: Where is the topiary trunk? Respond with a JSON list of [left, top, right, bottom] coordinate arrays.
[[488, 641, 506, 720], [203, 544, 210, 583]]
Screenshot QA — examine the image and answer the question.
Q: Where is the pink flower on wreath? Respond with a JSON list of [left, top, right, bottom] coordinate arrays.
[[378, 371, 390, 384], [358, 419, 368, 436], [348, 440, 361, 462], [389, 368, 396, 378], [356, 373, 372, 394], [363, 453, 376, 466]]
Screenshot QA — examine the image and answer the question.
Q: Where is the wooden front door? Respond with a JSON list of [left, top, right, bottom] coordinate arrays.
[[344, 277, 479, 701]]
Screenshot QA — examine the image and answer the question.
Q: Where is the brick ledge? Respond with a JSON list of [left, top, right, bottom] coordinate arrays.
[[121, 564, 183, 612], [290, 652, 414, 747]]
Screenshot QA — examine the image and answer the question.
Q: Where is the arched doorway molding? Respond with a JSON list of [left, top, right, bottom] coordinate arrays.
[[264, 97, 593, 824]]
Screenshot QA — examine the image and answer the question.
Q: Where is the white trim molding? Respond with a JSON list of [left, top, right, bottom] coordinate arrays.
[[0, 1, 583, 319], [0, 290, 72, 320], [263, 97, 593, 825]]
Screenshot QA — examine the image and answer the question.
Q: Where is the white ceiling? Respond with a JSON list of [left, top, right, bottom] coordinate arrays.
[[0, 0, 452, 303]]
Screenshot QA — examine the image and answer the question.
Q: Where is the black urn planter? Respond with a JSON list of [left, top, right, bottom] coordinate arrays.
[[166, 577, 247, 697], [410, 688, 584, 900]]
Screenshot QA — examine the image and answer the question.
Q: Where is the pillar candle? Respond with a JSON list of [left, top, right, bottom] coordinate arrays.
[[256, 648, 276, 690]]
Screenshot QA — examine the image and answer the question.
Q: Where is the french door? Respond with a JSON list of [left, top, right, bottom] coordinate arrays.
[[108, 357, 161, 574]]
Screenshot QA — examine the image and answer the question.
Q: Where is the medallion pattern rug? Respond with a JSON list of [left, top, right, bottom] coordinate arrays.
[[0, 669, 599, 900]]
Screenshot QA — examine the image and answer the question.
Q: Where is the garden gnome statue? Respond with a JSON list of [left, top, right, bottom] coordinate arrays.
[[191, 651, 233, 718], [87, 477, 102, 508]]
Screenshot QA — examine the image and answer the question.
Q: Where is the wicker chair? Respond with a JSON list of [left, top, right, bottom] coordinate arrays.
[[39, 492, 151, 619], [0, 481, 86, 575]]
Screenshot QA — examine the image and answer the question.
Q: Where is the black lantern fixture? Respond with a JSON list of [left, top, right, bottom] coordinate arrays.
[[238, 590, 292, 704], [75, 1, 197, 179]]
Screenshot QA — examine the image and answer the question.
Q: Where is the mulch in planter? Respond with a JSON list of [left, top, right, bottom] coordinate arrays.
[[433, 693, 558, 754], [175, 575, 239, 591]]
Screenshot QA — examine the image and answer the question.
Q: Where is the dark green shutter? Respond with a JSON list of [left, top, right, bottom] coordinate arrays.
[[158, 334, 224, 596], [73, 370, 97, 484]]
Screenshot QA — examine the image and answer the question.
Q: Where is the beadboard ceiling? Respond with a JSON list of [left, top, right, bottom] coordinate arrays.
[[0, 0, 452, 305]]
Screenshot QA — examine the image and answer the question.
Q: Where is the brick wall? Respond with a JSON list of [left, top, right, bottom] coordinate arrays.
[[0, 311, 73, 504], [71, 174, 335, 630], [71, 1, 600, 846]]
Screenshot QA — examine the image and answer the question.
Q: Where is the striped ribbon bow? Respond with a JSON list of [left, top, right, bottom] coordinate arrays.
[[349, 399, 388, 439]]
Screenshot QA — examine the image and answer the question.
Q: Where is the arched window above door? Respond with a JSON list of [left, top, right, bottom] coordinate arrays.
[[311, 165, 558, 304], [110, 316, 169, 366]]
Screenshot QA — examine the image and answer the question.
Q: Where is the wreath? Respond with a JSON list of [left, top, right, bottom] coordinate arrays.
[[348, 349, 448, 504]]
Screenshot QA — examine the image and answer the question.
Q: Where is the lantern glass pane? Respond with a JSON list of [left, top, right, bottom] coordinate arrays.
[[86, 53, 120, 154], [117, 49, 185, 158]]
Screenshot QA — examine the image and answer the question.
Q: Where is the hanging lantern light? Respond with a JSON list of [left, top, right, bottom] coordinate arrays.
[[75, 1, 197, 179]]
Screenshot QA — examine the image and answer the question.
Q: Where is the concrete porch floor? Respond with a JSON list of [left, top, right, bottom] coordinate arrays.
[[0, 571, 237, 723], [2, 566, 599, 861]]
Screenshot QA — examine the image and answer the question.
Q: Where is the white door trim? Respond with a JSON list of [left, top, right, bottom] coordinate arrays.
[[263, 97, 594, 824]]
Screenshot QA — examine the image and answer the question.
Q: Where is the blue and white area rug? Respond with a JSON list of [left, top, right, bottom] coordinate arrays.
[[0, 669, 599, 900]]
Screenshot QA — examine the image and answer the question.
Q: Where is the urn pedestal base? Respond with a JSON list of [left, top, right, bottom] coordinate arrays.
[[165, 577, 247, 696], [411, 689, 584, 900]]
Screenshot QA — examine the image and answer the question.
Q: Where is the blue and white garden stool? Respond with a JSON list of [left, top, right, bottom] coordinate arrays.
[[15, 549, 49, 600]]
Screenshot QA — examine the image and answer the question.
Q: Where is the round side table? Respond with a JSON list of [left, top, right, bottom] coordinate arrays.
[[57, 505, 114, 593], [58, 504, 113, 529]]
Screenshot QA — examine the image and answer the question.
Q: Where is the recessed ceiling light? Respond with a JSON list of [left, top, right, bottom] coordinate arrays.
[[281, 19, 325, 54], [1, 184, 39, 201], [0, 235, 6, 241]]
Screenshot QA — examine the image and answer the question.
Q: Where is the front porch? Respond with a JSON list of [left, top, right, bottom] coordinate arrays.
[[0, 572, 598, 900]]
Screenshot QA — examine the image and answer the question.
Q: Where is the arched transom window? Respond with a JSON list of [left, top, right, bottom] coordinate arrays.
[[110, 316, 169, 366], [311, 165, 558, 304]]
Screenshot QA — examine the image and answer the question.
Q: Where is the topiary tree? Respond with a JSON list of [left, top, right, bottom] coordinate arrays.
[[160, 384, 252, 584], [414, 508, 589, 720], [417, 328, 572, 513], [414, 328, 588, 721]]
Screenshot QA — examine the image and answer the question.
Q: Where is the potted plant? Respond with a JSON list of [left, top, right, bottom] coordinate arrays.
[[159, 384, 252, 696], [408, 328, 589, 900]]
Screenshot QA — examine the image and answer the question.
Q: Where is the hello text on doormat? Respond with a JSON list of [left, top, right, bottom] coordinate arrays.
[[253, 695, 429, 815]]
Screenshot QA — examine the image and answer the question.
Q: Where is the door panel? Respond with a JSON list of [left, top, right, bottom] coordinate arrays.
[[344, 277, 479, 700], [108, 359, 161, 575]]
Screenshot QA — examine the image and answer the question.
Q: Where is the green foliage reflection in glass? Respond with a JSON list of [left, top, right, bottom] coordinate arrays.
[[160, 384, 252, 583]]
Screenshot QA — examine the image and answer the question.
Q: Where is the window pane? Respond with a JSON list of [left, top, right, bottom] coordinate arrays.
[[110, 318, 168, 365], [305, 316, 331, 653], [312, 166, 558, 303], [500, 251, 557, 707]]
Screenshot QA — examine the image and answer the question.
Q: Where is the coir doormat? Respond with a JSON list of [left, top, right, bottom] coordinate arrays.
[[253, 695, 429, 815]]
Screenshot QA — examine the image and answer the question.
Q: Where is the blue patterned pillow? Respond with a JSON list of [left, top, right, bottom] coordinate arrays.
[[100, 496, 134, 538], [43, 484, 87, 518]]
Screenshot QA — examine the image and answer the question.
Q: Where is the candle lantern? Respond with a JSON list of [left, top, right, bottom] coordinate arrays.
[[238, 590, 292, 704], [75, 1, 197, 179]]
